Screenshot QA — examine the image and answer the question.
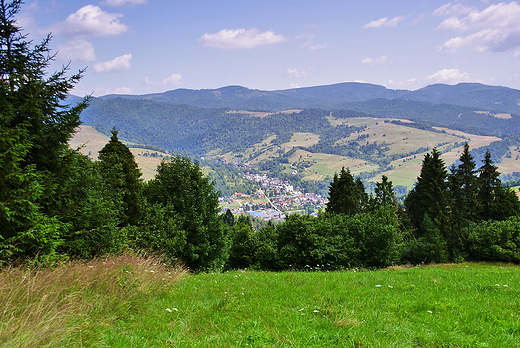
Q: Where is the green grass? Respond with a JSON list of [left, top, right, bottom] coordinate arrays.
[[3, 257, 520, 347]]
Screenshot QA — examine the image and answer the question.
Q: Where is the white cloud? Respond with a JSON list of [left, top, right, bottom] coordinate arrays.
[[199, 28, 286, 49], [363, 16, 405, 29], [144, 73, 183, 86], [437, 2, 520, 53], [49, 5, 128, 37], [361, 55, 393, 66], [297, 33, 327, 50], [290, 83, 300, 88], [92, 86, 133, 96], [433, 3, 473, 17], [287, 68, 313, 78], [426, 68, 469, 84], [100, 0, 147, 6], [309, 43, 327, 50], [515, 50, 520, 58], [58, 39, 97, 62], [93, 54, 132, 73]]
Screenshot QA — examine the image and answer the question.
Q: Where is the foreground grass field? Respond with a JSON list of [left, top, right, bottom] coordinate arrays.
[[2, 256, 519, 347]]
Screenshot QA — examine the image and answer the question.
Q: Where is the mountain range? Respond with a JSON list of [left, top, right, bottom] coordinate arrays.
[[94, 82, 520, 115]]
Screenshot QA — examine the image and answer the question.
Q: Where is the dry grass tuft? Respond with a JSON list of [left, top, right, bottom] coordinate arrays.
[[0, 253, 187, 347]]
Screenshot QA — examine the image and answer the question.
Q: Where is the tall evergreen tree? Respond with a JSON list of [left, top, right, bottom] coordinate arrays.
[[405, 148, 449, 236], [477, 150, 520, 220], [0, 0, 88, 260], [455, 143, 479, 222], [98, 129, 144, 227], [448, 142, 479, 243]]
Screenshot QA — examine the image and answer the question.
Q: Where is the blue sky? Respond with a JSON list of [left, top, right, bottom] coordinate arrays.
[[19, 0, 520, 96]]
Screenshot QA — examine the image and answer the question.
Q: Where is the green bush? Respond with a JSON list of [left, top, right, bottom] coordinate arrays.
[[466, 216, 520, 263]]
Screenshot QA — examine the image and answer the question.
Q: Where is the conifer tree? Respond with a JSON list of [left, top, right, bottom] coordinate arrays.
[[455, 143, 479, 222], [372, 175, 396, 209], [98, 129, 144, 227], [448, 143, 479, 238], [0, 0, 88, 260], [477, 150, 520, 220], [404, 148, 449, 235], [326, 167, 367, 216]]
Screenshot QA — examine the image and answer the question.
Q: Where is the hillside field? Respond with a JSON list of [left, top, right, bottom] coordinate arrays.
[[69, 126, 168, 181], [71, 112, 519, 190]]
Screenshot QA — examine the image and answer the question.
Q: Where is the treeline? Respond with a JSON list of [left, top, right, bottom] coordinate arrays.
[[223, 144, 520, 270]]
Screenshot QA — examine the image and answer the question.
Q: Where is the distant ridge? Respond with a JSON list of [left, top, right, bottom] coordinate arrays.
[[94, 82, 520, 115]]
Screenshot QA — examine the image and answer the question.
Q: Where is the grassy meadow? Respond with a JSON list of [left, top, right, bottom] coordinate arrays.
[[2, 256, 520, 347]]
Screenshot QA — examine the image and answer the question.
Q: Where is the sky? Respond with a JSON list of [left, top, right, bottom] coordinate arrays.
[[17, 0, 520, 96]]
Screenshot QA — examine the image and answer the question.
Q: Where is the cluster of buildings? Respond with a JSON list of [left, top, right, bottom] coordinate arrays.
[[219, 172, 327, 221]]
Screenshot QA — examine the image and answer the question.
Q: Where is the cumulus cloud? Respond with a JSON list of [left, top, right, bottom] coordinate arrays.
[[49, 5, 128, 37], [199, 28, 286, 49], [100, 0, 147, 6], [144, 73, 183, 86], [426, 68, 469, 84], [57, 39, 97, 62], [362, 16, 405, 28], [437, 2, 520, 53], [93, 54, 132, 73], [361, 55, 393, 66], [287, 68, 313, 78]]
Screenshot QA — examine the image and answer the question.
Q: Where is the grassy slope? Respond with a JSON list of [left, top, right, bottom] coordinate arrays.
[[69, 125, 167, 181], [222, 115, 507, 187], [2, 257, 520, 347], [70, 116, 518, 188]]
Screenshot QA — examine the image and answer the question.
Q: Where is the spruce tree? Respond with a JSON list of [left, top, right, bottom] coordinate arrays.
[[405, 148, 449, 236], [326, 167, 366, 216], [455, 143, 479, 222], [0, 0, 88, 260], [372, 175, 396, 209], [477, 150, 520, 220], [98, 129, 144, 227]]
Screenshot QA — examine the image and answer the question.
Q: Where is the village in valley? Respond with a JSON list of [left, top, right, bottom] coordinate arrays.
[[218, 165, 327, 221]]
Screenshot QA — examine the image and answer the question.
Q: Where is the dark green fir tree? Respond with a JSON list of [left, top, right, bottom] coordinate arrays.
[[98, 128, 144, 227]]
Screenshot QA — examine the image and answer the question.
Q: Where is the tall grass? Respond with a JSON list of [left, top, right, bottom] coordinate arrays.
[[0, 254, 186, 347]]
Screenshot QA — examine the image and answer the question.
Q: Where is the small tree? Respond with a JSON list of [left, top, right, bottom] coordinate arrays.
[[326, 167, 367, 216], [371, 175, 396, 209]]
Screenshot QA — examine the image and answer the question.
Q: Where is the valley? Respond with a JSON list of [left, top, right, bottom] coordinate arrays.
[[70, 81, 520, 218]]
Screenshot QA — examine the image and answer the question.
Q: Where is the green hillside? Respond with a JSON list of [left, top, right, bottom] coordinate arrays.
[[76, 82, 520, 194]]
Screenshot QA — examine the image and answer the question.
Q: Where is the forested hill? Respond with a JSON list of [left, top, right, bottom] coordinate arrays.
[[94, 82, 520, 115], [79, 91, 520, 157]]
